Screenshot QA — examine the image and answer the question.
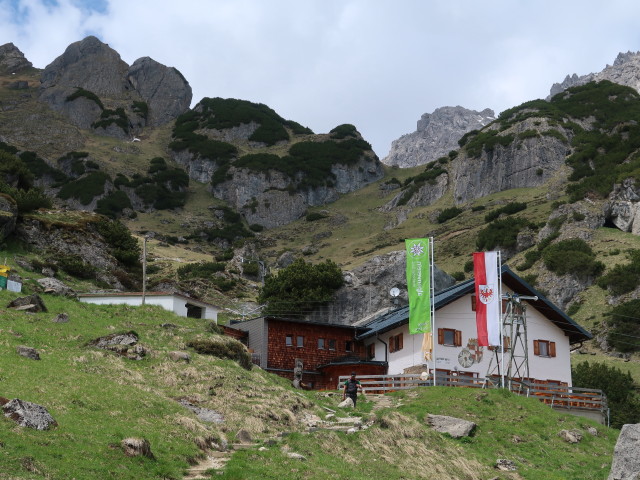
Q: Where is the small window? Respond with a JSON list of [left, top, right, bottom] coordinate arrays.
[[534, 340, 556, 358], [285, 335, 293, 347], [328, 339, 336, 351], [438, 328, 462, 347], [318, 338, 325, 350], [345, 341, 353, 353], [297, 336, 304, 348], [389, 333, 404, 353], [367, 343, 375, 360]]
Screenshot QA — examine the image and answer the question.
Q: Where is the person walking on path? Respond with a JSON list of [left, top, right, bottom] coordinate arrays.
[[343, 372, 362, 407]]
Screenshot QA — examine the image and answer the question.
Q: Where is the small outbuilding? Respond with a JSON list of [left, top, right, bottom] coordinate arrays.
[[78, 292, 219, 322]]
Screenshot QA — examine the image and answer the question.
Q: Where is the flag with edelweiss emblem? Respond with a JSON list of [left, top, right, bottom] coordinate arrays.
[[473, 251, 500, 346], [405, 238, 431, 334]]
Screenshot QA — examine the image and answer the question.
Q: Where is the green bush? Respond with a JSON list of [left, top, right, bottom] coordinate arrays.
[[572, 361, 640, 428], [177, 261, 226, 280], [605, 299, 640, 354], [132, 101, 149, 120], [542, 238, 604, 278], [96, 190, 132, 218], [258, 259, 343, 316], [92, 107, 129, 133], [242, 262, 260, 276], [95, 219, 141, 267], [476, 217, 535, 250], [215, 249, 235, 261], [305, 212, 327, 222], [57, 254, 97, 279], [484, 202, 527, 222], [57, 171, 111, 205], [451, 271, 465, 281], [437, 207, 463, 223], [329, 124, 358, 139], [597, 249, 640, 295], [66, 87, 104, 109]]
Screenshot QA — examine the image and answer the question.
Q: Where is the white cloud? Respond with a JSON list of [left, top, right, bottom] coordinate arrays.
[[2, 0, 640, 156]]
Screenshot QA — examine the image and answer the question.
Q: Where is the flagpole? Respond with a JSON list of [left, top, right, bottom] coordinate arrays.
[[430, 237, 436, 387], [498, 250, 504, 388]]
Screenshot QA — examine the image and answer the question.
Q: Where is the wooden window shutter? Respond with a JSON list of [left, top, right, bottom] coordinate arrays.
[[399, 333, 404, 350], [471, 296, 477, 311], [550, 342, 556, 358], [389, 337, 395, 353], [533, 340, 540, 356], [438, 328, 444, 345], [454, 330, 462, 347], [504, 336, 511, 350]]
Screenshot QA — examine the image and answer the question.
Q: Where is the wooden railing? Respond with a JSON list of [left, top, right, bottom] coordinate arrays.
[[338, 373, 607, 412]]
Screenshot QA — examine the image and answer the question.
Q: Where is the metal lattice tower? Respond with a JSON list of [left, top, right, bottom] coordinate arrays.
[[484, 293, 537, 387]]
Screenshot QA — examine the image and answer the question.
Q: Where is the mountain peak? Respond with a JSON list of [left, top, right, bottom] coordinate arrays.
[[0, 42, 33, 74]]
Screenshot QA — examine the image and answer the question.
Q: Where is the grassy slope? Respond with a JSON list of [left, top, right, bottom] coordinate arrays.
[[0, 290, 619, 480]]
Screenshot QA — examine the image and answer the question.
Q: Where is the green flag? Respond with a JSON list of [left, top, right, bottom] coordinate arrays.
[[406, 238, 431, 334]]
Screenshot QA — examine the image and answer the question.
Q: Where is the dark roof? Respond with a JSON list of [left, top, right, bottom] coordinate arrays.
[[316, 356, 387, 370], [356, 265, 592, 344]]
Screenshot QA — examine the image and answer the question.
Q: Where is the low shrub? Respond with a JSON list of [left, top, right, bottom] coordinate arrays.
[[484, 202, 527, 222], [476, 217, 535, 250], [437, 207, 463, 223], [177, 262, 226, 280], [305, 212, 327, 222], [542, 239, 604, 278], [598, 249, 640, 295]]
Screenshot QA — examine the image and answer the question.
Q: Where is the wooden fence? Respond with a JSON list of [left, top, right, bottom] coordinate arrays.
[[338, 373, 607, 413]]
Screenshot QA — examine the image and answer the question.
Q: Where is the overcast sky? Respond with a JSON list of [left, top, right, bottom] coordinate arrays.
[[2, 0, 640, 158]]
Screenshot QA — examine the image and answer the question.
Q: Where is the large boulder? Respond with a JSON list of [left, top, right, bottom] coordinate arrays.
[[608, 424, 640, 480], [426, 413, 476, 438], [2, 398, 57, 430]]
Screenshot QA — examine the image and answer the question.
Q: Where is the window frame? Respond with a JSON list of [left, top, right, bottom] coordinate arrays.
[[317, 338, 325, 350], [367, 343, 375, 360], [389, 333, 404, 353], [296, 335, 304, 348], [437, 328, 462, 347], [328, 339, 336, 351], [285, 335, 293, 347], [533, 339, 556, 358]]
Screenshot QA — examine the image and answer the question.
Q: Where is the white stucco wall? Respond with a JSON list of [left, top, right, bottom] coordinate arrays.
[[79, 294, 218, 322], [364, 286, 574, 385]]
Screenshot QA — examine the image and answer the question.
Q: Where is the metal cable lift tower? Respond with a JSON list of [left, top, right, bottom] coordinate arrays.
[[484, 293, 538, 388]]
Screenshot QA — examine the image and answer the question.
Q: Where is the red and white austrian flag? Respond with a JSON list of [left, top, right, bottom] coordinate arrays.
[[473, 252, 500, 347]]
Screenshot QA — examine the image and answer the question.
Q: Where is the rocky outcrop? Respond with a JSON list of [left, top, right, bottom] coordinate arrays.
[[381, 172, 449, 211], [451, 119, 571, 204], [14, 213, 128, 290], [38, 36, 191, 136], [549, 51, 640, 99], [608, 423, 640, 480], [383, 106, 495, 168], [305, 250, 455, 325], [211, 155, 384, 228], [127, 56, 192, 127], [0, 43, 33, 74], [0, 194, 18, 242], [605, 179, 640, 235]]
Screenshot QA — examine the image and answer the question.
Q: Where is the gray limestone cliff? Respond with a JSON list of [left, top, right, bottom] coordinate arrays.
[[451, 118, 572, 204], [548, 51, 640, 99], [38, 36, 191, 137], [0, 43, 33, 74], [383, 106, 495, 168], [210, 154, 384, 228]]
